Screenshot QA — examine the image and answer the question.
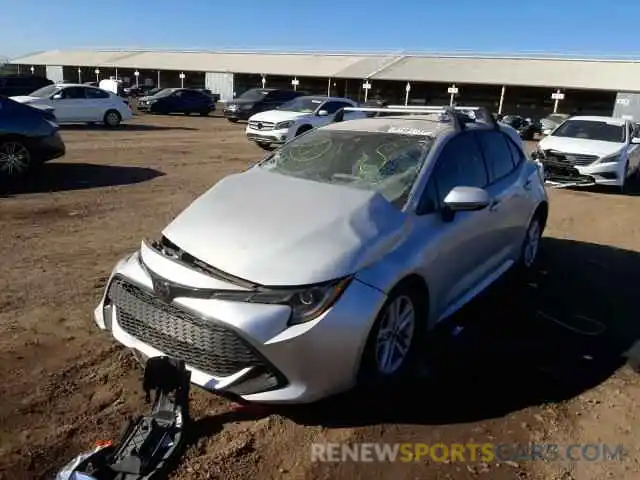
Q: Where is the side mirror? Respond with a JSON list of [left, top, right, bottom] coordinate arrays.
[[317, 110, 329, 117], [51, 93, 63, 100], [442, 186, 491, 217]]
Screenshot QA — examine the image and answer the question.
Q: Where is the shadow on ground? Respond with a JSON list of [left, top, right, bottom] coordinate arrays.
[[278, 237, 640, 427], [59, 124, 197, 131], [1, 163, 164, 195]]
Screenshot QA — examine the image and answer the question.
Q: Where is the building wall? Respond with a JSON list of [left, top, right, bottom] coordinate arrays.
[[45, 65, 64, 83], [613, 93, 640, 121], [205, 72, 234, 101]]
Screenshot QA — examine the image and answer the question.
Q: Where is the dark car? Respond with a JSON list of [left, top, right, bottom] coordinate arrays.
[[500, 114, 542, 140], [223, 88, 303, 122], [137, 88, 216, 115], [0, 96, 65, 183], [197, 88, 221, 103], [124, 84, 157, 98], [0, 75, 53, 97]]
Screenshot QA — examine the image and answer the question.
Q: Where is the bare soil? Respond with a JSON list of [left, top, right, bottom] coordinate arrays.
[[0, 114, 638, 479]]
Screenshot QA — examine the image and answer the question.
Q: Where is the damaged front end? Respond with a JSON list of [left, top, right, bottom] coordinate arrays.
[[531, 149, 597, 187]]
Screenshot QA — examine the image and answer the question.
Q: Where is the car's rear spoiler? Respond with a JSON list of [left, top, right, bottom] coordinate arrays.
[[333, 105, 498, 132]]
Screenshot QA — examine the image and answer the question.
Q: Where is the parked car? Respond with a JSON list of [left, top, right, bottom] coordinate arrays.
[[124, 84, 157, 97], [0, 75, 52, 97], [534, 115, 640, 191], [197, 89, 221, 103], [94, 106, 548, 404], [0, 96, 65, 182], [246, 96, 359, 149], [137, 88, 216, 115], [500, 115, 542, 140], [540, 113, 570, 135], [224, 88, 303, 122], [10, 83, 133, 127]]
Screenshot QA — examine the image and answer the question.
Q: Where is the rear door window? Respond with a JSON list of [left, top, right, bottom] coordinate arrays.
[[476, 131, 516, 183]]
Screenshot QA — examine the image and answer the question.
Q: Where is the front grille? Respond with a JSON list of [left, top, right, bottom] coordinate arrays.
[[248, 120, 275, 131], [107, 277, 266, 377], [544, 150, 598, 166]]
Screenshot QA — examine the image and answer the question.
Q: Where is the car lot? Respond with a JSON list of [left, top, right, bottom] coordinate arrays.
[[1, 114, 639, 479]]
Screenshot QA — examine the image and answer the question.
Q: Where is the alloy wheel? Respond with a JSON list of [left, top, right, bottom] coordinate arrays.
[[375, 295, 416, 375], [523, 219, 541, 268], [0, 141, 30, 177]]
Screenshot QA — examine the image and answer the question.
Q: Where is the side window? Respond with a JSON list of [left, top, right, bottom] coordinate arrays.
[[505, 136, 526, 167], [419, 133, 488, 213], [321, 101, 344, 114], [476, 131, 515, 182], [86, 88, 109, 99], [61, 87, 87, 99]]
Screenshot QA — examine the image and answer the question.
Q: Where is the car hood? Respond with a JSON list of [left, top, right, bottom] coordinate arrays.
[[10, 95, 40, 104], [249, 110, 309, 123], [161, 168, 407, 286], [538, 136, 624, 157]]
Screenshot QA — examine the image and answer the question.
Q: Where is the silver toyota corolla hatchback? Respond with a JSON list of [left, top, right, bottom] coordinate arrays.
[[94, 106, 549, 404]]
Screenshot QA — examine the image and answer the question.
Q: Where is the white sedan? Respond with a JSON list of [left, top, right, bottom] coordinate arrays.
[[11, 83, 133, 127]]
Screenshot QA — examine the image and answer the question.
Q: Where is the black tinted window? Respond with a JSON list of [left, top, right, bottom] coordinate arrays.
[[429, 132, 488, 207], [321, 101, 346, 114], [86, 88, 109, 99], [477, 131, 515, 182], [61, 87, 87, 99], [505, 136, 525, 167]]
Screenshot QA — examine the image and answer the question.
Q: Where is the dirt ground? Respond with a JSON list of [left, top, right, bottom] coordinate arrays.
[[1, 113, 639, 480]]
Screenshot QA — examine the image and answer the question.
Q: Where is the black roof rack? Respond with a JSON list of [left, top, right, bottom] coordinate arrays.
[[332, 105, 499, 132]]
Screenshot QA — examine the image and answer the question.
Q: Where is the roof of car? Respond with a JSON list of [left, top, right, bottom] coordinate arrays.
[[567, 115, 627, 124], [296, 95, 354, 102], [323, 115, 455, 136]]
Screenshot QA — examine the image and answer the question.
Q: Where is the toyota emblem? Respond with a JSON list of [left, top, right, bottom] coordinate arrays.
[[153, 279, 174, 303]]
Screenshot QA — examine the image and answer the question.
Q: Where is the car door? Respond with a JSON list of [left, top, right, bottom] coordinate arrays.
[[413, 131, 497, 323], [51, 86, 89, 122], [475, 129, 529, 264], [85, 87, 112, 121], [625, 121, 640, 173]]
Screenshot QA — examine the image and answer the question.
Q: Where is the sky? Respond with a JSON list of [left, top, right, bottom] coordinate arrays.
[[0, 0, 637, 59]]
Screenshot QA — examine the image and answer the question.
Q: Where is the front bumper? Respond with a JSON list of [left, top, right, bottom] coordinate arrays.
[[33, 131, 66, 162], [224, 108, 251, 121], [540, 158, 625, 187], [245, 126, 289, 145], [94, 247, 386, 404]]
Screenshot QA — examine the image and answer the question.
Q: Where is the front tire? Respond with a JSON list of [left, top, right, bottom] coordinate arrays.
[[0, 137, 32, 182], [228, 118, 238, 123], [103, 110, 122, 128], [359, 286, 425, 385]]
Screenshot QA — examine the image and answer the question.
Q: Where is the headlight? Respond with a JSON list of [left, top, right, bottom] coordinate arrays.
[[599, 152, 622, 163], [212, 277, 352, 325], [275, 121, 294, 129]]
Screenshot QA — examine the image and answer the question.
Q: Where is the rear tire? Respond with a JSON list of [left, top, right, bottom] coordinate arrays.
[[103, 110, 122, 128], [228, 118, 238, 123], [0, 137, 32, 183], [518, 212, 544, 272]]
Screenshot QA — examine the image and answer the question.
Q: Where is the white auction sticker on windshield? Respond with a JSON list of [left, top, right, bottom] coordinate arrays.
[[387, 126, 434, 136], [312, 100, 322, 103]]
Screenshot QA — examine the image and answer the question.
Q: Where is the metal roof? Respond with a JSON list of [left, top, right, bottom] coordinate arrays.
[[372, 55, 640, 91], [10, 49, 640, 91]]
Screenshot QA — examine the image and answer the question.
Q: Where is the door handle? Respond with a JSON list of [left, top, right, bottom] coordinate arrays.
[[523, 179, 532, 190], [489, 199, 501, 211]]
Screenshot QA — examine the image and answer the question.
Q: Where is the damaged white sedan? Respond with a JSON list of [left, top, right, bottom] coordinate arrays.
[[94, 106, 548, 404]]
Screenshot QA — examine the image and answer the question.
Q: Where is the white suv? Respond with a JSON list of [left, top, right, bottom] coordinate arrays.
[[535, 115, 640, 191], [245, 96, 360, 149]]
